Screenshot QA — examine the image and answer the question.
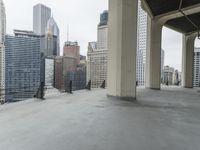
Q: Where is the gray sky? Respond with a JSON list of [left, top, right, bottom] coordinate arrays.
[[5, 0, 200, 71]]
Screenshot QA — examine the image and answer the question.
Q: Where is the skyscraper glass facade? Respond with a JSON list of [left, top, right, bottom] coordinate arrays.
[[33, 4, 51, 35], [5, 35, 41, 102]]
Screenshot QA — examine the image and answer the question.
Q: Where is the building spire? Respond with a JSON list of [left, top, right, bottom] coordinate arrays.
[[67, 24, 69, 42]]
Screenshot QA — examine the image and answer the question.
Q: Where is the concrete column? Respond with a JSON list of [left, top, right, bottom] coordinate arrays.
[[145, 17, 163, 90], [182, 35, 195, 88], [107, 0, 138, 100]]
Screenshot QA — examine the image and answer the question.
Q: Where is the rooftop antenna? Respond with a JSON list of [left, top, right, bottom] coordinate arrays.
[[67, 24, 69, 42]]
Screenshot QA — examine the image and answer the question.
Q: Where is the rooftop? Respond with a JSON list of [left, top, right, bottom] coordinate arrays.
[[0, 87, 200, 150]]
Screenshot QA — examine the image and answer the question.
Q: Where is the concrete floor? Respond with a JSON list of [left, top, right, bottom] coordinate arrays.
[[0, 87, 200, 150]]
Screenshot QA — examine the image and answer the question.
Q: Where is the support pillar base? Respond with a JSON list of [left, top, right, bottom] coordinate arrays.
[[107, 95, 136, 101], [146, 87, 160, 90], [182, 86, 193, 89]]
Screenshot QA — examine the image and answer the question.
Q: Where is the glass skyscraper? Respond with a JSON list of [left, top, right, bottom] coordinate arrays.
[[33, 4, 60, 56], [5, 35, 41, 102], [33, 4, 51, 35]]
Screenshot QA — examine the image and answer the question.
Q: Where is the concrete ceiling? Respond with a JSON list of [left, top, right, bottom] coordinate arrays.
[[166, 12, 200, 34], [146, 0, 200, 16], [145, 0, 200, 34]]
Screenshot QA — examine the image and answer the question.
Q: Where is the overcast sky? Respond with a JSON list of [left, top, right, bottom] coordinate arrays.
[[4, 0, 200, 71]]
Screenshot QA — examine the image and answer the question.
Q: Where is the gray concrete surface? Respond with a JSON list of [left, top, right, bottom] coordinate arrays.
[[0, 87, 200, 150]]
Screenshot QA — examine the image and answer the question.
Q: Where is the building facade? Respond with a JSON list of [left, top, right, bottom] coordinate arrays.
[[161, 49, 165, 83], [45, 58, 54, 87], [54, 56, 77, 91], [87, 11, 108, 88], [0, 0, 6, 103], [5, 35, 41, 102], [45, 16, 60, 56], [66, 69, 86, 91], [33, 4, 51, 35], [163, 66, 175, 85], [63, 41, 80, 64], [33, 4, 60, 56], [193, 47, 200, 87], [136, 0, 147, 86], [41, 33, 58, 57]]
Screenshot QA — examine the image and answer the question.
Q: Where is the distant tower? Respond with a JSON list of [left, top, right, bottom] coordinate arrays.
[[97, 10, 108, 49], [0, 0, 6, 103], [161, 49, 165, 83], [45, 16, 60, 56], [33, 4, 51, 35], [87, 10, 108, 88]]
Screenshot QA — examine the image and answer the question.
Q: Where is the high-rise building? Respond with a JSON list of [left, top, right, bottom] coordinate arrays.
[[87, 10, 108, 88], [5, 35, 41, 102], [193, 47, 200, 87], [161, 49, 165, 83], [136, 0, 147, 86], [173, 70, 181, 85], [33, 4, 51, 35], [63, 41, 80, 64], [45, 16, 60, 56], [163, 66, 175, 85], [45, 58, 54, 87], [54, 56, 77, 91], [97, 10, 108, 49], [41, 33, 58, 56], [0, 0, 6, 103], [33, 4, 60, 56]]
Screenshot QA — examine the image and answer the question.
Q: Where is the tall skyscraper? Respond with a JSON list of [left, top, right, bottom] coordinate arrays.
[[161, 49, 165, 83], [193, 47, 200, 87], [97, 11, 108, 49], [33, 4, 60, 56], [87, 10, 108, 88], [0, 0, 6, 103], [33, 4, 51, 35], [46, 16, 60, 56], [5, 34, 41, 102], [136, 0, 147, 86]]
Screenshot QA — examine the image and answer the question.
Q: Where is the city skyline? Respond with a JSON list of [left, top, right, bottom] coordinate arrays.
[[4, 0, 200, 71]]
